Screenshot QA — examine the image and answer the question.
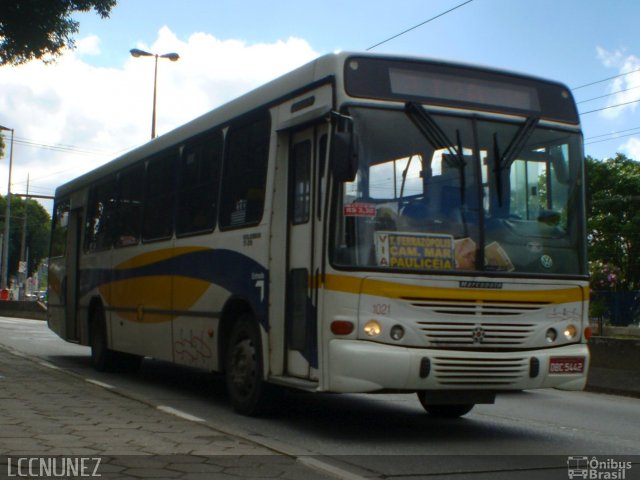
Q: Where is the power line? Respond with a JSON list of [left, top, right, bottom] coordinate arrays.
[[0, 133, 110, 157], [572, 67, 640, 91], [576, 85, 640, 104], [585, 131, 640, 146], [366, 0, 475, 51], [585, 126, 640, 141], [579, 98, 640, 116]]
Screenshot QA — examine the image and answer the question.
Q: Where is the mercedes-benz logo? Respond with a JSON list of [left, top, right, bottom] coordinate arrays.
[[472, 326, 485, 343]]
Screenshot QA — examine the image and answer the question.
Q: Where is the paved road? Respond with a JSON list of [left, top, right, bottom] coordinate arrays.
[[1, 317, 639, 480], [0, 325, 335, 479]]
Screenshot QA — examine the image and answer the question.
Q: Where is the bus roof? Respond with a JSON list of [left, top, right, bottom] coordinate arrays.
[[55, 51, 575, 197]]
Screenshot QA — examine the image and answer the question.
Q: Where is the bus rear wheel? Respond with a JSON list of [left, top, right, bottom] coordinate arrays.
[[225, 314, 273, 416], [417, 392, 474, 418]]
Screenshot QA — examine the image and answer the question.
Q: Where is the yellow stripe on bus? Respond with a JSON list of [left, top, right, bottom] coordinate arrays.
[[100, 275, 210, 323], [115, 246, 209, 270], [323, 274, 587, 304]]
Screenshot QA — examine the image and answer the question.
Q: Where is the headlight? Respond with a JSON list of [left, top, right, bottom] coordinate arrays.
[[546, 328, 557, 343], [363, 320, 382, 337], [564, 324, 577, 340]]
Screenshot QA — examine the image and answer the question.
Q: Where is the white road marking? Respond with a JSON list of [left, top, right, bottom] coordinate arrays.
[[298, 457, 369, 480], [38, 361, 60, 370], [157, 405, 206, 423], [85, 379, 115, 389]]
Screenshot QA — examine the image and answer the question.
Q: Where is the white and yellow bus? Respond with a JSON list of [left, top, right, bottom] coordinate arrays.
[[48, 52, 590, 417]]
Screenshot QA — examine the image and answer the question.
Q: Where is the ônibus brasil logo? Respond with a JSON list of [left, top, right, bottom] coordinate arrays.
[[567, 456, 632, 479]]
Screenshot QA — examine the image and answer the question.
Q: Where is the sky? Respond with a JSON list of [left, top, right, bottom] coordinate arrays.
[[1, 0, 640, 213]]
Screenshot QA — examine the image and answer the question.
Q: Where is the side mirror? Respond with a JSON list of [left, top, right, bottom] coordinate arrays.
[[330, 131, 358, 182]]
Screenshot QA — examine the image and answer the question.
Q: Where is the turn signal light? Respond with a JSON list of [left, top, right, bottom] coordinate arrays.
[[584, 326, 593, 340], [331, 320, 354, 335]]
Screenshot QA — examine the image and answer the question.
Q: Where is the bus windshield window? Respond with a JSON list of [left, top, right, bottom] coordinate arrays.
[[332, 107, 586, 276]]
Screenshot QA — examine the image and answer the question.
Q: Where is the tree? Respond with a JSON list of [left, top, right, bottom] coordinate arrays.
[[0, 0, 117, 66], [0, 195, 51, 280], [586, 153, 640, 290]]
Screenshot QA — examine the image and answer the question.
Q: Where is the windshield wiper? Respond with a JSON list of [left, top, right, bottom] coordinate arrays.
[[404, 102, 467, 203], [492, 116, 540, 207]]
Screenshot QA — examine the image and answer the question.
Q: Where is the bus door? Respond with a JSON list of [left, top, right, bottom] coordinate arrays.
[[64, 208, 82, 342], [285, 126, 327, 379]]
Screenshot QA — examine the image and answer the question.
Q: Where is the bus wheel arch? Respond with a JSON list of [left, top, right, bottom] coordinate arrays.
[[88, 297, 141, 373]]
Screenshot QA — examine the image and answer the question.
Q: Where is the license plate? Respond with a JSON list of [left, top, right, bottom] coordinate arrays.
[[549, 356, 585, 374]]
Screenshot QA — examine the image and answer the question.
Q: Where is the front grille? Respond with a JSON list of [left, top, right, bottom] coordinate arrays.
[[416, 321, 536, 346], [404, 296, 547, 347], [433, 356, 528, 386]]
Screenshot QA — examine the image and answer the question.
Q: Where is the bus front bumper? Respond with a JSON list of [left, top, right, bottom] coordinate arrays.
[[327, 339, 589, 393]]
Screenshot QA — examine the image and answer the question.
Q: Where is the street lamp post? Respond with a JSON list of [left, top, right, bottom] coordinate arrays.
[[130, 48, 180, 139], [0, 124, 14, 290]]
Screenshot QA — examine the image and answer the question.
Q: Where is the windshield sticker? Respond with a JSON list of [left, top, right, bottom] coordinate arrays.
[[375, 232, 455, 270], [344, 202, 377, 218], [485, 241, 515, 272], [454, 237, 476, 270]]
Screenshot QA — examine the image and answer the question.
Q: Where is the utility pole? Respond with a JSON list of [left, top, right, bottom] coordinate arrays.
[[19, 174, 28, 300], [0, 125, 14, 291]]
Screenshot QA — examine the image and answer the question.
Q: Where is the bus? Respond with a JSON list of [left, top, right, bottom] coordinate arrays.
[[48, 52, 590, 417]]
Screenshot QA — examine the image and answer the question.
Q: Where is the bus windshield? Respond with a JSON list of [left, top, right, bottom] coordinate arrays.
[[332, 106, 586, 276]]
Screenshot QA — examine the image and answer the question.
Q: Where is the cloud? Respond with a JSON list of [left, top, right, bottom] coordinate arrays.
[[595, 47, 640, 119], [596, 46, 624, 68], [619, 137, 640, 161], [0, 27, 318, 212], [76, 35, 101, 56]]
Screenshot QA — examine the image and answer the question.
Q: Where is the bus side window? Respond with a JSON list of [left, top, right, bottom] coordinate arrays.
[[317, 134, 327, 220], [143, 151, 177, 241], [219, 112, 270, 229], [176, 130, 222, 236], [51, 199, 70, 257], [115, 164, 144, 247], [291, 139, 311, 225], [85, 177, 116, 252]]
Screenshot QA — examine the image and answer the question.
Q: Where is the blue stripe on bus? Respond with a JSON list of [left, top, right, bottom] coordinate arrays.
[[78, 249, 270, 328]]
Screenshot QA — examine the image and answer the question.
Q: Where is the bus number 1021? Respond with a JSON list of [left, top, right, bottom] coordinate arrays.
[[373, 304, 391, 315]]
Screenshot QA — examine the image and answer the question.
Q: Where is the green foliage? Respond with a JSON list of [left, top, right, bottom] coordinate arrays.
[[589, 260, 621, 291], [0, 0, 117, 66], [587, 153, 640, 290], [0, 195, 51, 279]]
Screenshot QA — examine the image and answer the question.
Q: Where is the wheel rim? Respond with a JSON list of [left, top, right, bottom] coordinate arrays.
[[229, 337, 257, 400]]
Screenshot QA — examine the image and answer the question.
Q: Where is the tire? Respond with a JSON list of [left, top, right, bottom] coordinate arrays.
[[89, 305, 116, 372], [417, 392, 474, 418], [225, 314, 274, 416], [90, 305, 142, 373], [114, 351, 143, 373]]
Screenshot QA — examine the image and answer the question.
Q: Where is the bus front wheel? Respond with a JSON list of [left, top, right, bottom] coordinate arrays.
[[225, 314, 273, 416], [89, 305, 141, 372], [89, 306, 116, 372], [417, 392, 474, 418]]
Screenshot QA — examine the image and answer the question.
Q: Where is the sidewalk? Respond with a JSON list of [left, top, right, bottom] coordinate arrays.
[[0, 346, 333, 479]]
